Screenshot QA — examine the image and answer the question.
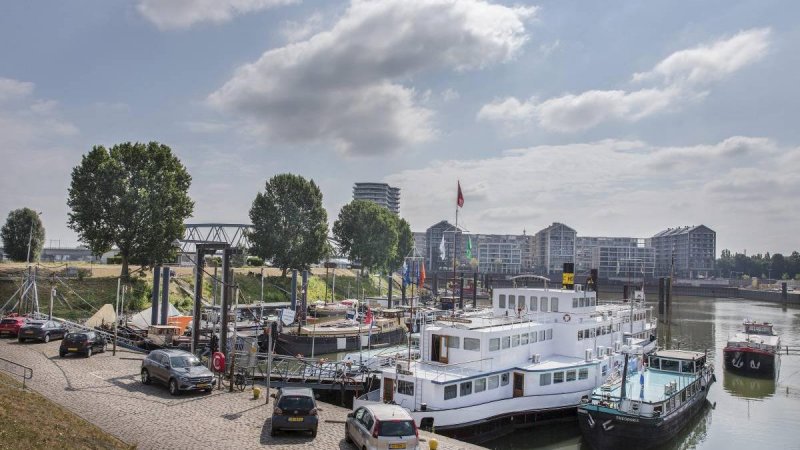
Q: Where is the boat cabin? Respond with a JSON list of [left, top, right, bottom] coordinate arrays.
[[147, 325, 182, 347], [744, 321, 775, 336], [647, 350, 707, 374]]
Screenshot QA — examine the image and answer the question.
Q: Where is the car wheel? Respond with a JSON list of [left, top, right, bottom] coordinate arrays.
[[141, 369, 151, 385], [59, 350, 66, 357], [18, 337, 24, 343], [204, 388, 213, 394], [310, 427, 317, 438], [86, 348, 92, 358], [44, 334, 50, 343], [344, 427, 352, 443], [169, 379, 180, 396]]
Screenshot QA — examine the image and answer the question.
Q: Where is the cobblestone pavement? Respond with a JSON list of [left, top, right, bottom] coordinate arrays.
[[1, 339, 485, 450]]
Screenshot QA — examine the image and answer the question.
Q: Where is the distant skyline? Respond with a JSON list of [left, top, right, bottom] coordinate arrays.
[[1, 0, 798, 256]]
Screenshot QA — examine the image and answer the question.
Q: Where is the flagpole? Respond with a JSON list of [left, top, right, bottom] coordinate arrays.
[[453, 204, 458, 312]]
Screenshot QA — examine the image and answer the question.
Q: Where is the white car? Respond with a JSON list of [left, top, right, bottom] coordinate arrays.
[[345, 404, 420, 450]]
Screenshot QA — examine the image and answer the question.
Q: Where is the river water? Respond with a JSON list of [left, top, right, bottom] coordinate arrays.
[[484, 296, 800, 449]]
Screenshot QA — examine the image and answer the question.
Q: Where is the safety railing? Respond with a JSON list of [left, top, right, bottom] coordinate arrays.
[[0, 357, 33, 389]]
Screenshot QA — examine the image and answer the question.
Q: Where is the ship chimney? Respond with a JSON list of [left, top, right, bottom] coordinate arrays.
[[562, 263, 575, 290]]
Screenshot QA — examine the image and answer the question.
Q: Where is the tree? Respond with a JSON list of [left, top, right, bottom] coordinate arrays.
[[391, 217, 414, 271], [1, 208, 45, 262], [67, 142, 194, 279], [249, 174, 329, 277], [333, 200, 398, 275]]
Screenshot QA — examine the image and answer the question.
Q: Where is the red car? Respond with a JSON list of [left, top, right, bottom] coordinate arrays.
[[0, 316, 27, 337]]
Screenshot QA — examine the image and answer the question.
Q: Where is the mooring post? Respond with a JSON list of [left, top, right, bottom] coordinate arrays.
[[151, 265, 160, 326], [472, 272, 478, 309], [387, 275, 393, 309], [160, 267, 170, 325]]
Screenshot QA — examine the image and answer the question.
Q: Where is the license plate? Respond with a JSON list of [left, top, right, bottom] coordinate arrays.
[[288, 417, 303, 422], [68, 348, 78, 351], [25, 331, 33, 334], [389, 444, 406, 449], [197, 383, 210, 388]]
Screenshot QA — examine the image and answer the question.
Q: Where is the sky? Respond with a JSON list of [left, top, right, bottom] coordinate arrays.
[[1, 0, 798, 256]]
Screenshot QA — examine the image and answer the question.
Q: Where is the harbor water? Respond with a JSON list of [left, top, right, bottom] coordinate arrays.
[[485, 295, 800, 449]]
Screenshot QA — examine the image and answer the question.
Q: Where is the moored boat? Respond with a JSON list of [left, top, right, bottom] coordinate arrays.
[[275, 315, 406, 356], [577, 349, 715, 450], [723, 320, 780, 378]]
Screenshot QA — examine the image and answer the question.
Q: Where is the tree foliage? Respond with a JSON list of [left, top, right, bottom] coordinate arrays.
[[248, 173, 329, 277], [1, 208, 45, 262], [392, 217, 413, 270], [717, 249, 800, 280], [67, 142, 194, 279], [333, 200, 399, 274]]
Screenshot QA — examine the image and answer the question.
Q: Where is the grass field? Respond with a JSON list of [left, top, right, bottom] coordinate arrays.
[[0, 372, 132, 449]]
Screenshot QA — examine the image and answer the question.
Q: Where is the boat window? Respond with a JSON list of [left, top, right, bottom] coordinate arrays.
[[539, 373, 551, 386], [512, 335, 520, 347], [464, 337, 480, 351], [530, 297, 537, 311], [518, 295, 525, 307], [521, 333, 529, 345], [573, 298, 578, 308], [551, 298, 559, 312], [590, 298, 596, 306], [531, 332, 538, 343], [681, 361, 693, 373], [444, 385, 457, 400], [661, 359, 680, 372], [578, 368, 589, 380], [474, 378, 486, 393], [489, 338, 500, 351], [566, 370, 576, 382], [578, 330, 583, 340], [502, 336, 510, 349], [499, 295, 506, 309], [501, 373, 510, 386], [547, 329, 553, 340], [540, 298, 548, 312], [460, 381, 472, 396], [580, 298, 586, 307], [553, 372, 564, 384], [509, 295, 516, 310], [446, 336, 460, 349], [649, 357, 660, 369], [653, 404, 663, 416], [539, 330, 546, 341], [488, 375, 499, 390], [397, 380, 414, 395]]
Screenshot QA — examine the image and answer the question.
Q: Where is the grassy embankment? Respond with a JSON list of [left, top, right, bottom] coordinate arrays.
[[0, 372, 133, 449], [0, 263, 394, 321]]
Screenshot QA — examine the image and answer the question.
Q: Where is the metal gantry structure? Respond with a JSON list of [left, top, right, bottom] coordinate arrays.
[[181, 223, 252, 255]]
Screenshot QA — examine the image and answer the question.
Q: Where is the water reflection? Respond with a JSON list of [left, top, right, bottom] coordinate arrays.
[[723, 371, 776, 400]]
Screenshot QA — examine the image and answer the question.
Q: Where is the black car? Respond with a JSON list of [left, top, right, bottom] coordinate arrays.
[[59, 331, 107, 357], [270, 387, 320, 437], [18, 320, 68, 343]]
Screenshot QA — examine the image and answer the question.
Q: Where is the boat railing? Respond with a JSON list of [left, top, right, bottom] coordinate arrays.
[[413, 357, 494, 382]]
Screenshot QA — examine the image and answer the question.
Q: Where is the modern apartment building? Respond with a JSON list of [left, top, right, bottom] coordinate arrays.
[[424, 220, 466, 272], [412, 232, 427, 256], [575, 236, 655, 279], [648, 225, 716, 278], [533, 222, 577, 275], [474, 234, 524, 274], [352, 182, 400, 214]]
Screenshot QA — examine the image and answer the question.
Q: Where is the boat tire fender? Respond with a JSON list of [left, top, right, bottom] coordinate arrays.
[[563, 313, 571, 322]]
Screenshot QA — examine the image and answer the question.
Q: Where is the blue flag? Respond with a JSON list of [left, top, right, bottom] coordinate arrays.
[[402, 261, 411, 286]]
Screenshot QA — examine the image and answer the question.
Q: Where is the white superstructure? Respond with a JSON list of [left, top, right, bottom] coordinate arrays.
[[355, 285, 657, 436]]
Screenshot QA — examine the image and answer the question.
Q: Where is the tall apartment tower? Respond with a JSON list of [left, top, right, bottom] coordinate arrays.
[[647, 225, 716, 279], [353, 182, 400, 214]]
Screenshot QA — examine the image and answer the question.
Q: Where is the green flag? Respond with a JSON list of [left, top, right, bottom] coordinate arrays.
[[466, 236, 472, 259]]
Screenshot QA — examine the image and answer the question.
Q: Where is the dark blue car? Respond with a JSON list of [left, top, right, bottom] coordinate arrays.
[[270, 387, 319, 437]]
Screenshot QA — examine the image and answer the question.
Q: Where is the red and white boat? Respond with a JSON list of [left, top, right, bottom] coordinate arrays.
[[723, 320, 780, 378]]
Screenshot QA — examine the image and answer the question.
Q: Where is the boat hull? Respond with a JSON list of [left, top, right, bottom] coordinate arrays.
[[275, 327, 406, 356], [723, 347, 778, 378], [577, 380, 713, 450]]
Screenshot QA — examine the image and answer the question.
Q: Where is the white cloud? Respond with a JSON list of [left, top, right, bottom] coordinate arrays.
[[0, 77, 34, 102], [386, 136, 797, 253], [209, 0, 534, 156], [479, 28, 771, 133], [137, 0, 297, 30], [280, 12, 324, 42], [632, 28, 772, 85], [184, 120, 232, 133], [441, 88, 461, 102]]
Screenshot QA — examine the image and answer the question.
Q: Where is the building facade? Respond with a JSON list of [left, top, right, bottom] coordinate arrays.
[[474, 234, 524, 274], [533, 223, 577, 275], [575, 236, 655, 279], [648, 225, 716, 278], [424, 220, 466, 272], [412, 232, 427, 257], [352, 182, 400, 214]]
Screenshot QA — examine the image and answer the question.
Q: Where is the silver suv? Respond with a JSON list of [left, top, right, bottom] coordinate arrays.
[[346, 404, 420, 450], [141, 348, 214, 395]]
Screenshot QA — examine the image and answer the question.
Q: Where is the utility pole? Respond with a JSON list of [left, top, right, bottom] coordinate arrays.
[[113, 278, 120, 356]]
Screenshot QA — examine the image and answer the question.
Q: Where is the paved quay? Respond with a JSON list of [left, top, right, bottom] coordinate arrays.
[[0, 339, 485, 450]]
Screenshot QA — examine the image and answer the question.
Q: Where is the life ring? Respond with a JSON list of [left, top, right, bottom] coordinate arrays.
[[563, 313, 571, 322], [211, 352, 226, 372]]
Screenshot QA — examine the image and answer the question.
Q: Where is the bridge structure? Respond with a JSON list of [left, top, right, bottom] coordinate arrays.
[[179, 223, 343, 258]]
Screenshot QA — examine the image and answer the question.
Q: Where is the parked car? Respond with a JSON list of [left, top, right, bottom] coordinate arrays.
[[0, 316, 27, 337], [270, 387, 319, 437], [346, 404, 419, 450], [140, 348, 214, 395], [59, 331, 107, 357], [17, 320, 68, 343]]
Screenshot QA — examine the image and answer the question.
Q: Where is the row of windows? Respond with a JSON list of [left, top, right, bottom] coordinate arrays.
[[488, 329, 553, 351], [539, 368, 589, 386], [577, 325, 617, 340], [397, 380, 414, 396], [499, 295, 561, 312], [444, 373, 510, 400], [443, 336, 481, 351], [571, 297, 597, 308]]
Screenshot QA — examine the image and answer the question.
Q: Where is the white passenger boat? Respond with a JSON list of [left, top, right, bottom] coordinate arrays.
[[354, 282, 657, 442]]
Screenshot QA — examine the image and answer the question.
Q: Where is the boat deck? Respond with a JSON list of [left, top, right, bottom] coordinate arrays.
[[601, 369, 698, 402]]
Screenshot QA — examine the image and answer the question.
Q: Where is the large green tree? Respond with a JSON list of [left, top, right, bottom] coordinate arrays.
[[392, 217, 413, 271], [249, 173, 329, 277], [67, 142, 194, 279], [333, 200, 399, 275], [1, 208, 45, 262]]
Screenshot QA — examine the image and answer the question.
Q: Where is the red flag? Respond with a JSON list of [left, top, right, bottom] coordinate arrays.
[[457, 181, 464, 207], [365, 308, 373, 325], [419, 261, 426, 286]]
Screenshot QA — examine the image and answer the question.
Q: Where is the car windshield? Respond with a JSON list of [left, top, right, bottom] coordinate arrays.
[[66, 333, 88, 340], [170, 356, 202, 368], [1, 319, 19, 324], [277, 396, 314, 410], [379, 420, 415, 437], [27, 322, 45, 328]]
